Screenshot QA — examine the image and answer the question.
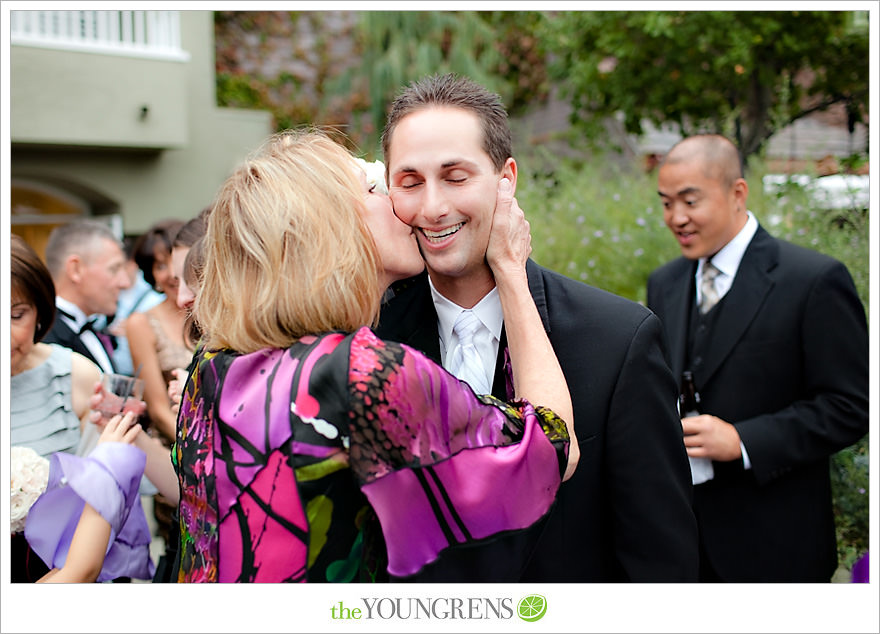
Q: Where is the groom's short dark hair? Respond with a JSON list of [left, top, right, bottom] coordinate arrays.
[[381, 73, 512, 173]]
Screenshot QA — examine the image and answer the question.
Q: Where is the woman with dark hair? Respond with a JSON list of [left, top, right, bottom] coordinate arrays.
[[11, 234, 102, 456], [123, 219, 193, 577], [10, 233, 102, 581], [125, 219, 189, 442]]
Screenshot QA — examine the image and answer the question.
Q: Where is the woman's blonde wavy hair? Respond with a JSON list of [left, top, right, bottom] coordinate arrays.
[[196, 128, 381, 353]]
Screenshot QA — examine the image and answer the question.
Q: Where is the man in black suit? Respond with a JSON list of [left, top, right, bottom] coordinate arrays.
[[43, 219, 132, 374], [374, 73, 699, 582], [647, 134, 868, 582]]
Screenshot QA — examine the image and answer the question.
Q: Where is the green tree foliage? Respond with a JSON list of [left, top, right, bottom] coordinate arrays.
[[336, 11, 509, 154], [214, 11, 365, 142], [214, 11, 542, 155], [539, 11, 869, 161], [482, 11, 551, 114], [337, 10, 558, 152]]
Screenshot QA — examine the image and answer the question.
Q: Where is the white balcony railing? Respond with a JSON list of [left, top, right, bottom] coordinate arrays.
[[10, 10, 189, 61]]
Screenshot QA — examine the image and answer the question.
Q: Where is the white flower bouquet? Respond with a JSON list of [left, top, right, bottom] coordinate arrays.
[[10, 446, 50, 534], [354, 157, 388, 195]]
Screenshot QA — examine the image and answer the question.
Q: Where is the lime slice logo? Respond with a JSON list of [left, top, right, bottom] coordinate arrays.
[[517, 594, 547, 622]]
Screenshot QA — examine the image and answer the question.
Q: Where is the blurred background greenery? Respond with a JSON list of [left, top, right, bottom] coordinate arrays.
[[214, 10, 868, 162], [214, 9, 870, 573]]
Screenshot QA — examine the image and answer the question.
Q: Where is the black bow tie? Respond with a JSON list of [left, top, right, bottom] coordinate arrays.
[[79, 319, 99, 335], [57, 308, 99, 335]]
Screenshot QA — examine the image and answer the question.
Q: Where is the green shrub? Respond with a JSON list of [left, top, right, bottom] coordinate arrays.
[[516, 150, 870, 571], [753, 167, 870, 571]]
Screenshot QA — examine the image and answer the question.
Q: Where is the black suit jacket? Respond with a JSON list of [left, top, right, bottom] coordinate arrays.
[[43, 317, 116, 373], [647, 225, 869, 581], [375, 261, 699, 581]]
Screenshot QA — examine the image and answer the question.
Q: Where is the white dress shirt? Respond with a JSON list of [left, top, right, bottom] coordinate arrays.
[[694, 211, 758, 307], [55, 297, 114, 374], [693, 211, 759, 472]]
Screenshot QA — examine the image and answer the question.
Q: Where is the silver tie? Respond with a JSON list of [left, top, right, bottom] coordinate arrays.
[[449, 310, 491, 394], [700, 261, 721, 314]]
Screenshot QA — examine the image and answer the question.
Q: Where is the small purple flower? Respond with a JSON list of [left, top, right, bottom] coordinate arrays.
[[851, 552, 869, 583]]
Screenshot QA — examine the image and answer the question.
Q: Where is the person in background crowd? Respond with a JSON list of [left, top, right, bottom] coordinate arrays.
[[11, 234, 102, 457], [42, 220, 132, 374], [167, 236, 207, 417], [125, 219, 189, 443], [10, 234, 103, 581], [146, 212, 210, 424], [647, 133, 869, 582], [106, 235, 166, 376], [376, 73, 698, 581], [171, 210, 210, 350], [124, 217, 200, 581], [19, 412, 154, 583]]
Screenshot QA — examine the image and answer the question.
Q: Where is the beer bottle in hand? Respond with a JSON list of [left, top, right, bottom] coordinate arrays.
[[680, 370, 714, 484], [680, 370, 700, 418]]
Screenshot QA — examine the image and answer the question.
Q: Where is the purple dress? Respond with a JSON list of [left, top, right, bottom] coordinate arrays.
[[174, 327, 569, 582], [24, 443, 155, 581]]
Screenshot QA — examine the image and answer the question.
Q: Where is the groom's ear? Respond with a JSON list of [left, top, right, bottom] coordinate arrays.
[[501, 158, 517, 192]]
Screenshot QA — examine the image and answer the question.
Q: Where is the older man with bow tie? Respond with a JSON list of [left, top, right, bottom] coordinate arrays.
[[43, 219, 132, 375]]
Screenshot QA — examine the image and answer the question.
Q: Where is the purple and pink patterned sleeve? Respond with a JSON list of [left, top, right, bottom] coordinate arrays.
[[347, 326, 569, 578]]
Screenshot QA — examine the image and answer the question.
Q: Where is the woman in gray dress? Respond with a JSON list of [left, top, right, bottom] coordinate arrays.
[[10, 234, 102, 581], [10, 234, 102, 456]]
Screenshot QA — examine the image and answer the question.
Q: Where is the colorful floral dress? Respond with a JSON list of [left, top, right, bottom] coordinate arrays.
[[173, 327, 569, 582]]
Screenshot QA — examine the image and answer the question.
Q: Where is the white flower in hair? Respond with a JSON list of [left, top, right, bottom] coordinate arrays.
[[10, 446, 50, 534], [354, 157, 388, 195]]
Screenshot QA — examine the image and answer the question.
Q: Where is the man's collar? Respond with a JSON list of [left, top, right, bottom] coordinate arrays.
[[700, 211, 758, 278], [429, 276, 503, 348], [55, 297, 87, 327]]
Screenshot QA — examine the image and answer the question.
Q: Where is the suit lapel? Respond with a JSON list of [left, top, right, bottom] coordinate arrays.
[[52, 319, 100, 366], [378, 272, 443, 364], [525, 260, 552, 332], [491, 261, 552, 400], [661, 259, 696, 382], [700, 227, 777, 386], [492, 329, 512, 400]]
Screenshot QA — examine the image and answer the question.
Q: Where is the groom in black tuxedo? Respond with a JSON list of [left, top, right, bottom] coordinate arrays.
[[375, 74, 699, 582], [43, 219, 132, 374], [647, 134, 868, 581]]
